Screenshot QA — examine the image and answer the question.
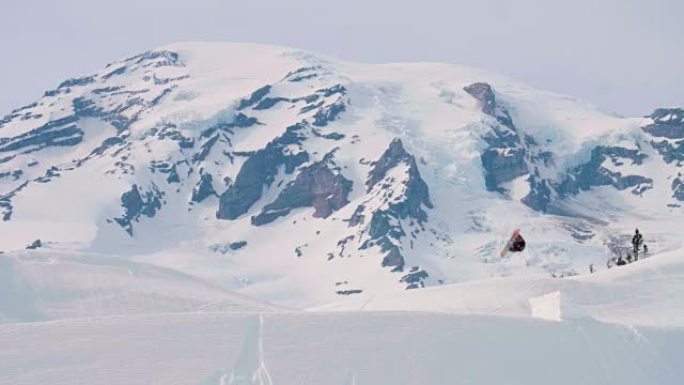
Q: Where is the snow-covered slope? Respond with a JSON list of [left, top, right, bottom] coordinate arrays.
[[1, 41, 683, 312], [3, 312, 683, 385]]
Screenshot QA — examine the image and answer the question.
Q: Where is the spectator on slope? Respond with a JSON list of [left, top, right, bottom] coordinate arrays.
[[632, 229, 644, 261]]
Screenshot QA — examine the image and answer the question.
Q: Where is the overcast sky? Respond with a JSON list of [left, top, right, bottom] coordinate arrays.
[[2, 0, 682, 116]]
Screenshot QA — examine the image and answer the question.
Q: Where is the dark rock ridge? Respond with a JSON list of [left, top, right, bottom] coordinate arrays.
[[557, 146, 652, 197], [336, 289, 363, 295], [284, 66, 322, 82], [312, 100, 346, 127], [464, 82, 529, 193], [0, 115, 83, 154], [25, 239, 42, 250], [216, 124, 309, 220], [229, 241, 247, 250], [644, 108, 684, 166], [114, 184, 164, 235], [366, 139, 433, 221], [216, 83, 349, 221], [522, 172, 555, 212], [0, 182, 29, 221], [191, 171, 217, 203], [400, 267, 429, 289], [462, 84, 662, 212], [355, 139, 432, 279], [672, 175, 684, 201], [251, 160, 353, 226], [237, 85, 272, 110], [642, 108, 684, 139], [199, 113, 261, 140]]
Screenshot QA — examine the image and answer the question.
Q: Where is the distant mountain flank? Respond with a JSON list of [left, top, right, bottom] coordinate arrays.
[[1, 42, 682, 307]]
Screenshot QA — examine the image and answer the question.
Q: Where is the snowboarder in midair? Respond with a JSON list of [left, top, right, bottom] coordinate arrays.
[[632, 229, 644, 261], [510, 233, 526, 252], [499, 230, 526, 257]]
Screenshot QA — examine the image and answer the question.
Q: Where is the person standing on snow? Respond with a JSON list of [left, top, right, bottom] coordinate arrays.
[[632, 229, 644, 261]]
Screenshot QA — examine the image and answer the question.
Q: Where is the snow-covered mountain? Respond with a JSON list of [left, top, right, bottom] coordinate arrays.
[[1, 42, 683, 314], [3, 42, 684, 385]]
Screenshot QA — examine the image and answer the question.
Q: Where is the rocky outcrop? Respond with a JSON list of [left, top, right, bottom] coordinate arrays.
[[237, 85, 272, 110], [522, 172, 554, 212], [191, 171, 217, 203], [229, 241, 247, 250], [251, 161, 352, 226], [480, 145, 528, 192], [643, 108, 684, 139], [464, 82, 529, 192], [354, 139, 432, 277], [216, 125, 309, 220], [0, 199, 11, 221], [284, 66, 322, 82], [400, 267, 429, 290], [114, 184, 164, 235], [366, 138, 433, 221], [312, 100, 346, 127], [557, 146, 652, 197], [644, 108, 684, 166], [25, 239, 42, 250], [672, 175, 684, 201], [463, 83, 497, 116], [0, 115, 83, 154]]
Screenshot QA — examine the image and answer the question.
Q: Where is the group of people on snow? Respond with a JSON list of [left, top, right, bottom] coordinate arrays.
[[614, 228, 647, 267]]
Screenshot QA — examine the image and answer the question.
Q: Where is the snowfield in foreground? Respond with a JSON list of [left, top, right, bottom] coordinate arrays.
[[1, 42, 684, 384], [2, 312, 683, 385]]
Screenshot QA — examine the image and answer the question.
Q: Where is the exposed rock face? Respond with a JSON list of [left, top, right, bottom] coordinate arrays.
[[672, 175, 684, 201], [216, 125, 309, 220], [114, 184, 164, 235], [312, 100, 346, 127], [522, 172, 554, 212], [25, 239, 42, 250], [191, 171, 217, 203], [643, 108, 684, 139], [366, 139, 433, 221], [166, 165, 180, 184], [480, 146, 528, 192], [400, 267, 429, 290], [0, 182, 29, 221], [353, 139, 432, 277], [0, 116, 83, 154], [463, 82, 497, 116], [237, 85, 272, 110], [0, 199, 11, 221], [464, 82, 529, 192], [557, 146, 652, 197], [251, 161, 352, 226], [229, 241, 247, 250], [644, 108, 684, 166]]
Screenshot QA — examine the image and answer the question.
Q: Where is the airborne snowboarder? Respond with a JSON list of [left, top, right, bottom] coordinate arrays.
[[500, 230, 526, 257]]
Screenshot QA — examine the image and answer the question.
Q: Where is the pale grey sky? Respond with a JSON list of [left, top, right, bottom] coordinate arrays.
[[1, 0, 682, 116]]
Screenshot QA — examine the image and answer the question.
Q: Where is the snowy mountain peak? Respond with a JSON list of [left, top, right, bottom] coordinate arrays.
[[1, 42, 683, 309]]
